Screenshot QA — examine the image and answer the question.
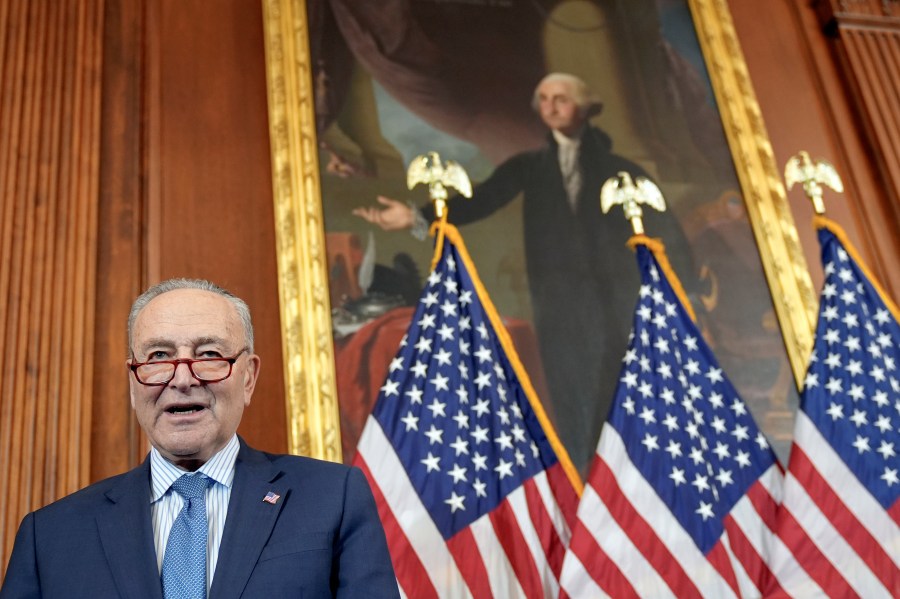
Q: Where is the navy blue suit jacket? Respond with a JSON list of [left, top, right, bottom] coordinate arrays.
[[0, 439, 399, 598]]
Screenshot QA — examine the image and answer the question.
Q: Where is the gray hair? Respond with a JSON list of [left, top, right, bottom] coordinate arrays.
[[532, 72, 602, 118], [127, 278, 254, 355]]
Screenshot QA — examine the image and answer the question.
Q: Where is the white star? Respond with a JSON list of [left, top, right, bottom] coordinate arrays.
[[689, 446, 704, 465], [439, 301, 457, 318], [825, 402, 844, 420], [459, 290, 472, 305], [881, 468, 899, 487], [804, 372, 819, 389], [660, 388, 676, 405], [713, 441, 730, 460], [848, 384, 865, 401], [459, 316, 471, 331], [823, 329, 840, 344], [641, 433, 659, 452], [471, 426, 490, 445], [495, 431, 513, 451], [380, 379, 400, 397], [434, 348, 452, 366], [515, 449, 526, 467], [622, 397, 636, 414], [430, 373, 450, 392], [511, 424, 526, 443], [662, 413, 679, 431], [852, 435, 870, 453], [406, 387, 424, 404], [474, 346, 492, 363], [716, 469, 734, 487], [654, 338, 670, 354], [424, 425, 443, 445], [472, 479, 487, 497], [685, 359, 701, 376], [418, 313, 437, 329], [427, 399, 447, 418], [638, 381, 654, 398], [670, 467, 687, 486], [684, 335, 699, 351], [729, 398, 747, 416], [401, 412, 419, 431], [414, 337, 433, 353], [849, 410, 868, 427], [735, 450, 751, 468], [437, 324, 455, 341], [665, 440, 682, 458], [657, 362, 673, 379], [497, 407, 510, 425], [824, 378, 843, 395], [731, 425, 749, 442], [477, 322, 489, 339], [846, 360, 863, 376], [411, 361, 428, 378], [696, 501, 715, 521], [844, 336, 861, 352], [623, 348, 638, 364], [877, 441, 896, 460], [448, 464, 468, 484], [706, 367, 724, 384], [421, 452, 440, 472], [474, 371, 492, 390], [755, 432, 769, 450], [443, 278, 458, 294], [445, 492, 465, 512], [495, 459, 513, 479], [638, 407, 656, 425], [472, 452, 488, 471], [621, 371, 638, 388], [710, 416, 727, 434], [422, 289, 439, 304], [875, 414, 892, 433], [389, 357, 404, 372], [473, 399, 490, 417], [450, 436, 469, 456]]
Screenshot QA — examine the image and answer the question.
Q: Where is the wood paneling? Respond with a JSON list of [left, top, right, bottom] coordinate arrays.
[[0, 0, 104, 571]]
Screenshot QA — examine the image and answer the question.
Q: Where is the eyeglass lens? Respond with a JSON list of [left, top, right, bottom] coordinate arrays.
[[136, 359, 231, 384]]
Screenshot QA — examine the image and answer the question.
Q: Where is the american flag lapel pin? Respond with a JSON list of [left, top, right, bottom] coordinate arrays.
[[263, 491, 280, 505]]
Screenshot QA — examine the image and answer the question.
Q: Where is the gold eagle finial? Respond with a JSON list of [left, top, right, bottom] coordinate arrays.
[[406, 151, 472, 220], [600, 171, 666, 235], [784, 151, 843, 214]]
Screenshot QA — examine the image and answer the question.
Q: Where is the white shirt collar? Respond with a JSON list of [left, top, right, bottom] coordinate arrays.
[[149, 435, 240, 503]]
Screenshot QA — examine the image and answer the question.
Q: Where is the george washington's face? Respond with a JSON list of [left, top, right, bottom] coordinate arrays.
[[535, 79, 585, 137]]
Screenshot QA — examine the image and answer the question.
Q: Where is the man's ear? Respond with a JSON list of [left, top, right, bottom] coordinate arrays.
[[242, 354, 261, 404]]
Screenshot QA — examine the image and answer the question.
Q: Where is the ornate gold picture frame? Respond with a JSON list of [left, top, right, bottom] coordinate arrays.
[[261, 0, 817, 463]]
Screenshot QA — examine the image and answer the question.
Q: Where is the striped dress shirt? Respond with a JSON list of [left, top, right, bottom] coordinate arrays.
[[150, 435, 239, 592]]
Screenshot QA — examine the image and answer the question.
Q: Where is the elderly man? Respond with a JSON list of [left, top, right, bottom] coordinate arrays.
[[0, 279, 399, 598], [355, 73, 694, 474]]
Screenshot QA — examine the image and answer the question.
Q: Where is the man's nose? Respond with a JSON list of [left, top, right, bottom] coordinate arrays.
[[169, 361, 200, 387]]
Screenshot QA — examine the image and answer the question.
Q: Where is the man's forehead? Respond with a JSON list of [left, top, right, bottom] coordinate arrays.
[[538, 80, 573, 97], [134, 289, 240, 336]]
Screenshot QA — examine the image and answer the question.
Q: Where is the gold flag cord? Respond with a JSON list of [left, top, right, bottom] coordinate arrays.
[[813, 215, 900, 322], [626, 234, 698, 323], [433, 222, 585, 494]]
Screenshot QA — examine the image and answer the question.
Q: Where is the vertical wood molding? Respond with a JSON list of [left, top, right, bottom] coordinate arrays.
[[0, 0, 104, 572], [815, 0, 900, 297]]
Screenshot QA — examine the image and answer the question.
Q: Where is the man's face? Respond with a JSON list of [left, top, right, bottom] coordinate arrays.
[[128, 288, 260, 469], [536, 79, 585, 137]]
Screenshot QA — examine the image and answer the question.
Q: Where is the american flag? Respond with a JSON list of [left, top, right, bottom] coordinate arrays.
[[770, 218, 900, 597], [354, 224, 581, 598], [558, 237, 784, 598]]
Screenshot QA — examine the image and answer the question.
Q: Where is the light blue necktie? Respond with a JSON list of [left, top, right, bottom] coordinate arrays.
[[161, 473, 212, 599]]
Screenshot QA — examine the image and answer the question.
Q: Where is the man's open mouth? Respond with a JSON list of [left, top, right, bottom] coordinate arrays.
[[166, 405, 205, 415]]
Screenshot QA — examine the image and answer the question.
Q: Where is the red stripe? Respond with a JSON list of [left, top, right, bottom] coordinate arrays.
[[745, 478, 779, 531], [523, 478, 565, 578], [790, 446, 899, 589], [567, 519, 640, 598], [489, 499, 544, 598], [546, 463, 580, 530], [592, 459, 704, 599], [722, 513, 783, 597], [705, 541, 740, 597], [889, 498, 900, 528], [354, 457, 439, 599], [446, 527, 493, 599], [775, 502, 859, 598]]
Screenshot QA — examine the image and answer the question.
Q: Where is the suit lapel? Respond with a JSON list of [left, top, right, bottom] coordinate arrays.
[[209, 442, 288, 599], [96, 459, 164, 599]]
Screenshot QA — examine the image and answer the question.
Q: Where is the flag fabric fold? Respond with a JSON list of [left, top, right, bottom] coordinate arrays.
[[354, 223, 581, 598], [559, 236, 783, 599], [770, 216, 900, 598]]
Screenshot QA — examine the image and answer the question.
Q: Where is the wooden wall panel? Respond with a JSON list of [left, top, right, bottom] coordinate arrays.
[[148, 0, 286, 453], [729, 0, 900, 298], [0, 0, 104, 572]]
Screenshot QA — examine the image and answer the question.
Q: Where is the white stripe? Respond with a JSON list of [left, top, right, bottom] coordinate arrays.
[[724, 467, 781, 594], [558, 548, 611, 599], [596, 426, 739, 598], [781, 471, 890, 597], [718, 525, 757, 598], [795, 412, 900, 563], [767, 494, 827, 598], [357, 417, 473, 598], [569, 482, 675, 598], [532, 470, 572, 546], [505, 484, 560, 598], [469, 512, 527, 598]]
